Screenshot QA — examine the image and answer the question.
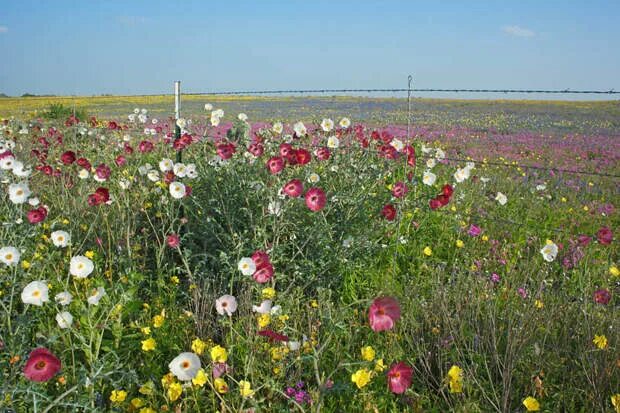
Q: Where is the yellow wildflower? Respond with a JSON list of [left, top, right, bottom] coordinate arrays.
[[210, 345, 228, 363], [481, 235, 489, 242], [610, 266, 620, 277], [455, 239, 464, 248], [139, 381, 155, 395], [170, 276, 180, 284], [523, 396, 540, 411], [447, 365, 463, 393], [423, 246, 432, 256], [192, 369, 208, 387], [131, 398, 145, 408], [361, 346, 375, 362], [534, 300, 544, 309], [167, 382, 182, 402], [109, 390, 127, 403], [594, 335, 608, 350], [310, 299, 319, 308], [258, 313, 271, 328], [21, 260, 31, 270], [611, 394, 620, 413], [141, 326, 151, 335], [191, 338, 207, 355], [214, 378, 228, 394], [141, 338, 156, 352], [239, 380, 254, 398], [262, 287, 276, 299], [139, 408, 156, 413], [351, 368, 372, 389], [270, 346, 288, 361], [84, 250, 95, 259], [374, 359, 386, 372], [153, 311, 165, 328]]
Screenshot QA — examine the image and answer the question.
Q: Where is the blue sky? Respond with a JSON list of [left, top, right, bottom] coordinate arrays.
[[0, 0, 619, 99]]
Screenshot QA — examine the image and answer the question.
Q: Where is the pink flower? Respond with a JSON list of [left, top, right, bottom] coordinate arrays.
[[283, 179, 304, 198], [253, 263, 274, 283], [391, 182, 408, 198], [216, 143, 235, 160], [215, 294, 238, 316], [267, 156, 285, 174], [60, 151, 76, 165], [387, 362, 413, 394], [95, 163, 111, 181], [593, 288, 611, 305], [468, 224, 481, 237], [212, 362, 232, 378], [305, 187, 326, 212], [315, 147, 331, 161], [251, 250, 271, 268], [167, 234, 180, 248], [381, 204, 397, 221], [368, 297, 401, 332], [596, 227, 613, 245], [23, 348, 61, 382], [27, 207, 48, 224]]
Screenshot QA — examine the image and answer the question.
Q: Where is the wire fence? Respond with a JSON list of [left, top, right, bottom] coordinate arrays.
[[189, 88, 620, 96]]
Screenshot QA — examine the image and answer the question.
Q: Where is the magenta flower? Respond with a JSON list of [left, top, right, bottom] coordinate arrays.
[[368, 297, 401, 332], [387, 362, 413, 394]]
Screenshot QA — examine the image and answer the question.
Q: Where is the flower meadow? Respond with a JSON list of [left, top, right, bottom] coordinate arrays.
[[0, 104, 618, 413]]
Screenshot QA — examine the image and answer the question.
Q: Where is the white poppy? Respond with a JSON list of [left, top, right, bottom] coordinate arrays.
[[185, 164, 197, 179], [147, 170, 160, 182], [21, 281, 49, 306], [169, 352, 201, 381], [238, 257, 256, 276], [28, 197, 40, 206], [78, 169, 89, 179], [204, 103, 213, 111], [307, 173, 320, 184], [268, 200, 282, 216], [293, 121, 307, 136], [87, 286, 106, 305], [0, 246, 20, 266], [70, 256, 94, 278], [12, 161, 31, 177], [175, 118, 187, 129], [119, 179, 131, 189], [138, 164, 152, 176], [339, 117, 351, 128], [426, 158, 436, 169], [159, 158, 174, 172], [422, 171, 436, 186], [454, 167, 470, 183], [215, 294, 238, 316], [56, 311, 73, 329], [327, 136, 340, 149], [390, 138, 404, 152], [8, 182, 30, 204], [169, 182, 186, 199], [54, 291, 73, 306], [252, 300, 272, 314], [321, 118, 334, 132], [210, 114, 221, 127], [0, 155, 15, 170], [173, 163, 187, 178], [238, 113, 248, 122], [287, 340, 301, 351], [51, 230, 70, 247], [540, 240, 558, 262], [435, 148, 446, 160], [495, 192, 507, 205], [272, 122, 283, 134]]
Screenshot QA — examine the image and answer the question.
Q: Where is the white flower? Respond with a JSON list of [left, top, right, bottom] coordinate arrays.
[[134, 108, 140, 114], [204, 103, 213, 111], [147, 170, 160, 182], [56, 311, 73, 329], [151, 118, 158, 125], [426, 158, 436, 169], [54, 291, 73, 306], [215, 294, 238, 316], [8, 182, 30, 204], [169, 182, 186, 199], [435, 148, 446, 160], [173, 163, 187, 178], [272, 122, 283, 134], [238, 113, 248, 122], [176, 118, 187, 129], [327, 136, 340, 149], [0, 155, 15, 170], [21, 281, 49, 306], [138, 164, 152, 176], [287, 340, 301, 351], [185, 164, 197, 179], [159, 158, 174, 172], [540, 240, 558, 262], [87, 286, 106, 305], [454, 167, 470, 183], [28, 197, 40, 206], [536, 184, 547, 191], [78, 169, 89, 179], [0, 246, 20, 266], [495, 192, 507, 205], [321, 118, 334, 132], [138, 114, 148, 123], [390, 138, 404, 152], [119, 179, 131, 189], [421, 144, 432, 154], [342, 236, 353, 248], [169, 352, 201, 381], [270, 305, 281, 315], [293, 121, 307, 136], [252, 300, 272, 314], [307, 173, 320, 184], [268, 200, 282, 216], [51, 230, 70, 247], [128, 114, 136, 122], [12, 161, 31, 177], [422, 171, 436, 186], [465, 162, 475, 170], [70, 256, 94, 278], [210, 114, 221, 127], [238, 257, 256, 276], [213, 109, 224, 117], [339, 117, 351, 128]]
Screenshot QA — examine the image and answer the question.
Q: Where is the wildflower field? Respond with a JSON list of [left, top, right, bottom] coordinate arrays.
[[0, 98, 618, 412]]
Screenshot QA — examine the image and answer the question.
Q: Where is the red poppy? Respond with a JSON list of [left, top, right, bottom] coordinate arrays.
[[593, 288, 611, 305], [279, 143, 294, 158], [167, 234, 180, 248], [429, 198, 441, 210], [248, 143, 264, 157], [95, 164, 111, 181], [258, 329, 290, 342], [391, 182, 407, 198], [253, 263, 274, 283], [138, 140, 154, 153], [216, 143, 235, 160], [295, 148, 312, 165], [60, 151, 76, 165], [283, 179, 304, 198], [23, 348, 61, 382], [368, 297, 401, 332], [251, 250, 271, 268], [76, 157, 91, 170], [596, 227, 613, 245], [381, 204, 397, 221], [387, 362, 413, 394], [442, 184, 454, 198], [27, 207, 48, 224], [315, 147, 331, 161], [305, 187, 326, 212], [267, 156, 285, 174]]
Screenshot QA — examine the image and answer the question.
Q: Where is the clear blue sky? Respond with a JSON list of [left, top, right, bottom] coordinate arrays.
[[0, 0, 619, 99]]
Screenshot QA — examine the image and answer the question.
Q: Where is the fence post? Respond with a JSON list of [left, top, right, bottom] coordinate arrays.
[[407, 75, 412, 139], [174, 80, 182, 163]]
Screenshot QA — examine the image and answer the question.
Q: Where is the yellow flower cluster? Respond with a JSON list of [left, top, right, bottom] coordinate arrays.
[[447, 365, 463, 393]]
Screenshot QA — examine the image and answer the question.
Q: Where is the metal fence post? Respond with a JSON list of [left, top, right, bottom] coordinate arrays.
[[174, 80, 182, 163]]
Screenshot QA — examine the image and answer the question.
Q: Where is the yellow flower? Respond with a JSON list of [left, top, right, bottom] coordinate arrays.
[[191, 338, 207, 355], [170, 276, 180, 284], [21, 260, 31, 270], [214, 378, 228, 394], [360, 346, 375, 362], [141, 326, 151, 335], [141, 338, 156, 352], [109, 390, 127, 403], [139, 381, 155, 395], [84, 250, 95, 259], [561, 197, 567, 202], [611, 394, 620, 413], [447, 365, 463, 393], [351, 368, 372, 389], [455, 240, 464, 248], [271, 346, 288, 361], [153, 312, 165, 328], [210, 345, 228, 363], [534, 300, 544, 309], [262, 287, 276, 300], [523, 396, 540, 411], [167, 382, 182, 402], [139, 408, 157, 413], [239, 380, 254, 398], [131, 398, 145, 408], [423, 246, 432, 256], [258, 313, 271, 328], [593, 334, 608, 350], [310, 299, 319, 308], [374, 359, 386, 372], [610, 266, 620, 277], [481, 235, 489, 242], [192, 369, 208, 387]]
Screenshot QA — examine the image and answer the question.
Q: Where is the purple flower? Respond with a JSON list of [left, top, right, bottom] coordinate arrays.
[[468, 224, 481, 237], [517, 287, 528, 299], [490, 273, 501, 284]]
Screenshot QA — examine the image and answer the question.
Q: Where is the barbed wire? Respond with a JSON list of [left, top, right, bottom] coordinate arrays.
[[189, 88, 619, 96]]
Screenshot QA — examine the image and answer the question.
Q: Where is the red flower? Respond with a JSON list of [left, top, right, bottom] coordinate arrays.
[[315, 147, 331, 161], [167, 234, 180, 248], [258, 329, 290, 342], [283, 179, 304, 198], [442, 184, 454, 198], [391, 182, 407, 198], [253, 263, 274, 283], [267, 156, 285, 174], [252, 250, 271, 268], [23, 348, 61, 382], [596, 227, 613, 245], [138, 140, 154, 153], [27, 207, 48, 224], [95, 163, 111, 181], [248, 143, 264, 157], [279, 143, 294, 158], [305, 187, 326, 212], [593, 288, 611, 305], [368, 297, 401, 332], [115, 155, 127, 167], [60, 151, 76, 165], [76, 157, 91, 170], [295, 148, 312, 165], [107, 121, 119, 130], [88, 187, 110, 206], [381, 204, 397, 221], [216, 143, 235, 160], [387, 362, 413, 394], [436, 194, 450, 206]]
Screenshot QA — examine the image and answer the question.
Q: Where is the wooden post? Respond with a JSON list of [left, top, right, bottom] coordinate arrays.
[[174, 81, 182, 163]]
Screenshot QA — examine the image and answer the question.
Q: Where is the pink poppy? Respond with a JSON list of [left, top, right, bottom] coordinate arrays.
[[23, 348, 61, 382], [295, 148, 312, 165], [368, 297, 401, 332], [167, 234, 180, 248], [305, 187, 326, 212], [387, 362, 413, 394], [27, 207, 48, 224], [381, 204, 397, 221], [251, 250, 271, 268], [248, 143, 264, 157], [315, 147, 331, 161], [468, 224, 481, 237], [593, 288, 611, 305], [283, 179, 304, 198], [253, 263, 274, 283], [216, 143, 235, 160], [596, 227, 613, 245], [267, 156, 285, 174], [95, 163, 111, 181], [60, 151, 76, 165], [279, 143, 294, 158], [391, 182, 407, 198]]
